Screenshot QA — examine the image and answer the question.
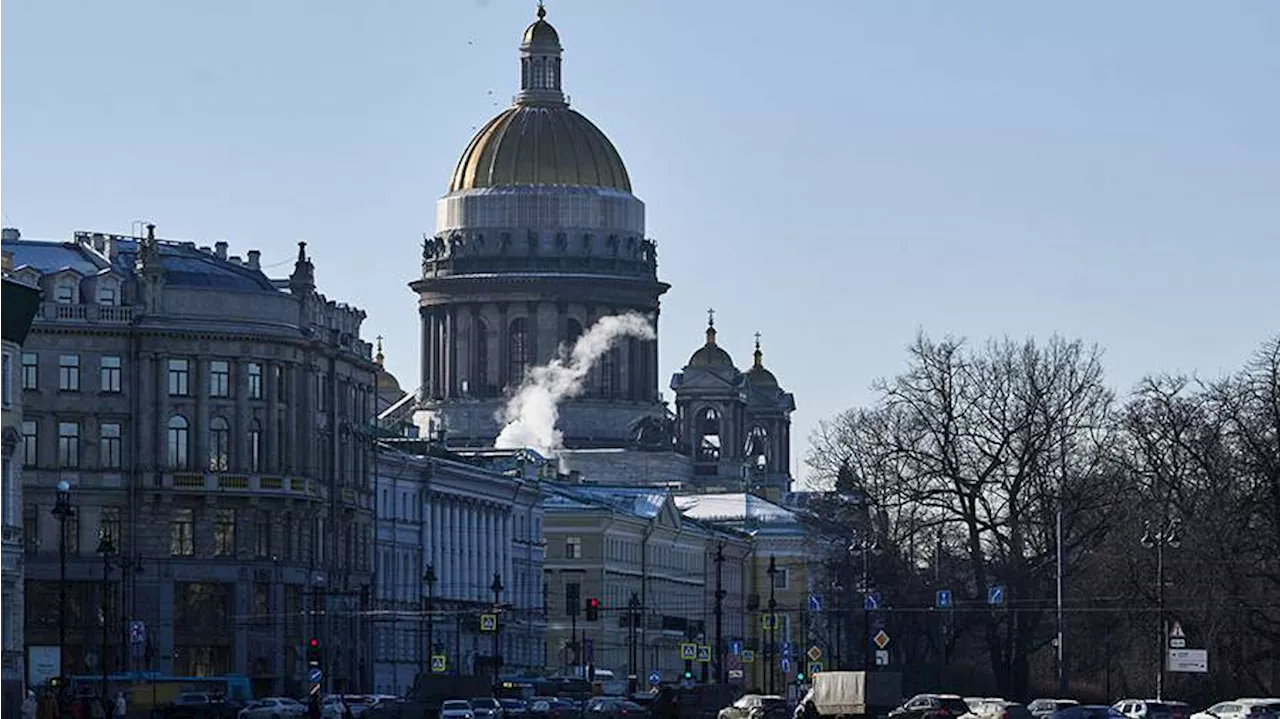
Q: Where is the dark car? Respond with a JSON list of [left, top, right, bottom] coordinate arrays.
[[891, 696, 973, 719], [1053, 707, 1128, 719]]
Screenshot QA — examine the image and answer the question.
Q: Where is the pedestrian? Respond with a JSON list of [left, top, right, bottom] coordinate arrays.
[[114, 693, 127, 719], [23, 690, 37, 719]]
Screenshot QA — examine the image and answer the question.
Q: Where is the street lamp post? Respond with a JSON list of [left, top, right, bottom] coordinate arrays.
[[424, 565, 437, 673], [1141, 516, 1182, 701], [714, 543, 725, 684], [490, 572, 503, 696], [627, 592, 641, 694], [848, 535, 876, 671], [765, 556, 778, 696], [51, 480, 75, 678], [96, 532, 118, 705]]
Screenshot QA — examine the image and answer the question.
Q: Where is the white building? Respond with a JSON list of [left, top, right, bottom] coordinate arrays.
[[371, 440, 546, 694]]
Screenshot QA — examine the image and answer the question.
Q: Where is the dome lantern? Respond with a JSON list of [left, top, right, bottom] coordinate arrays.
[[746, 331, 779, 387], [517, 2, 567, 108], [687, 308, 735, 368]]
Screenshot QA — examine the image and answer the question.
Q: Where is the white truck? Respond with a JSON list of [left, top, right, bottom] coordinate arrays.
[[796, 672, 903, 719]]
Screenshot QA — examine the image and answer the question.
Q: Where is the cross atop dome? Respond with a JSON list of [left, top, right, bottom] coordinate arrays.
[[518, 1, 565, 107]]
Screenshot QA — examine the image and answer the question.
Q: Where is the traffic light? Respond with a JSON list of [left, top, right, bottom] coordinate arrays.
[[682, 659, 693, 681], [796, 671, 806, 683], [585, 597, 600, 621], [307, 637, 321, 668]]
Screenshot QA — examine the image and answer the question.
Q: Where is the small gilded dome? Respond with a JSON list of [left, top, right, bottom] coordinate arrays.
[[523, 4, 561, 47], [688, 316, 736, 368], [449, 106, 632, 192], [745, 338, 779, 387]]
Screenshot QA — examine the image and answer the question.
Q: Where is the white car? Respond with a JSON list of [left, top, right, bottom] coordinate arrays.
[[1191, 700, 1280, 719], [442, 700, 476, 719], [239, 698, 307, 719]]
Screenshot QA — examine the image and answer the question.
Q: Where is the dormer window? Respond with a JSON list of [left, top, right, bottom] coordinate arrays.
[[97, 284, 118, 306], [54, 284, 75, 304]]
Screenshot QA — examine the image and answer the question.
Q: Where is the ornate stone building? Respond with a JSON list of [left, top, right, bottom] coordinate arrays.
[[2, 249, 43, 712], [4, 227, 377, 695], [671, 317, 797, 498], [412, 5, 667, 449]]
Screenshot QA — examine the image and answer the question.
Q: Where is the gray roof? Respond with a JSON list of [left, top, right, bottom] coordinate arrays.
[[544, 484, 670, 519], [4, 237, 278, 294]]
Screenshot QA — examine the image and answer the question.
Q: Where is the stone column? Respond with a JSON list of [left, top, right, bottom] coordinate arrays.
[[447, 307, 458, 398], [421, 308, 433, 398], [497, 303, 509, 390]]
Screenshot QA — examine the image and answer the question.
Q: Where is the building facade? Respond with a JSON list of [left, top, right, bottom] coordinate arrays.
[[412, 6, 668, 449], [371, 441, 546, 694], [2, 252, 43, 713], [671, 321, 797, 499], [542, 485, 752, 683], [4, 227, 377, 696]]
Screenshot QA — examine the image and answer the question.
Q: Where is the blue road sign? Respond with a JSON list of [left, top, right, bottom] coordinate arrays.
[[864, 593, 880, 611], [129, 620, 145, 645], [309, 668, 322, 684], [730, 640, 743, 655], [781, 658, 791, 672], [781, 642, 792, 658], [936, 589, 953, 609], [648, 671, 662, 686], [988, 585, 1005, 606], [808, 595, 823, 612]]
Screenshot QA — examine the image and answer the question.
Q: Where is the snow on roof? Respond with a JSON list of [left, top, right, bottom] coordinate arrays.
[[674, 493, 798, 524]]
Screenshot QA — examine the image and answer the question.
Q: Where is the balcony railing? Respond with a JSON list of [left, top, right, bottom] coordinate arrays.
[[160, 472, 327, 499], [41, 302, 134, 324]]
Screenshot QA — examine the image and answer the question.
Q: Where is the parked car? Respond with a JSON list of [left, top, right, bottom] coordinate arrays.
[[441, 701, 476, 719], [719, 696, 789, 719], [238, 698, 307, 719], [1191, 700, 1280, 719], [1029, 701, 1079, 719], [1114, 700, 1183, 719], [891, 695, 974, 719], [586, 698, 647, 719], [500, 700, 529, 718], [1052, 706, 1127, 719], [970, 702, 1033, 719], [472, 698, 505, 719]]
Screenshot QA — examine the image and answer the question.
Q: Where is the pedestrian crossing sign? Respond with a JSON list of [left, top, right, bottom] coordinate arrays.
[[761, 613, 777, 630], [480, 614, 497, 632], [697, 645, 711, 663], [679, 642, 698, 660], [741, 650, 755, 664], [431, 655, 447, 673]]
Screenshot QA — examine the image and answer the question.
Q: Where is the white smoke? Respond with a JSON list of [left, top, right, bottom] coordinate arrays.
[[494, 312, 655, 457]]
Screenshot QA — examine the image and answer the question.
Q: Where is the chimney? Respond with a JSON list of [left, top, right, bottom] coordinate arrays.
[[1, 228, 20, 241], [198, 245, 212, 255], [146, 224, 156, 241], [246, 250, 261, 270], [229, 255, 242, 266], [214, 241, 228, 260], [91, 233, 107, 253]]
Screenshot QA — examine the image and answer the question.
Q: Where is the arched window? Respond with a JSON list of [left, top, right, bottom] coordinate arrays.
[[696, 408, 721, 462], [248, 419, 262, 473], [474, 318, 490, 397], [508, 317, 530, 384], [601, 348, 618, 398], [564, 318, 583, 351], [746, 425, 769, 469], [167, 415, 190, 470], [209, 417, 230, 471]]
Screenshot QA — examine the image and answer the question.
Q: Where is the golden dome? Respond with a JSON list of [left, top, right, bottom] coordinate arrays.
[[688, 312, 736, 368], [745, 334, 779, 387], [449, 105, 632, 192], [523, 4, 560, 47]]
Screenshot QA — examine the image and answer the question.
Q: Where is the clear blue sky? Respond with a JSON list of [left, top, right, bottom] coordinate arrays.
[[4, 1, 1277, 484]]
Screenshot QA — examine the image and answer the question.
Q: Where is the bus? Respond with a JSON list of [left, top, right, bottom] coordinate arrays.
[[67, 673, 253, 711]]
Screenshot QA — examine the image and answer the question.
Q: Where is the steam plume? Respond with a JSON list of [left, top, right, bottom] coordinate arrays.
[[494, 312, 655, 456]]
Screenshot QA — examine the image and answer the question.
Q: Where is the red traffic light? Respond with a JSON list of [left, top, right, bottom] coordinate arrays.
[[588, 598, 599, 608], [309, 638, 319, 648]]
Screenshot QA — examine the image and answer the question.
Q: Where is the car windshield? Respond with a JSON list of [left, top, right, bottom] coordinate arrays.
[[942, 699, 973, 715], [443, 702, 471, 711]]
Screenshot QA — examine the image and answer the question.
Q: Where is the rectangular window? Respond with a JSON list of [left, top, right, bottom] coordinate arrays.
[[171, 509, 195, 556], [2, 353, 10, 407], [54, 284, 75, 304], [58, 355, 80, 391], [21, 353, 38, 390], [57, 422, 80, 468], [316, 374, 327, 411], [252, 582, 271, 622], [100, 422, 123, 469], [97, 285, 117, 306], [100, 507, 121, 549], [20, 421, 37, 468], [213, 509, 236, 557], [168, 359, 190, 396], [275, 365, 287, 403], [254, 510, 271, 559], [247, 363, 263, 399], [566, 536, 582, 559], [23, 505, 39, 556], [772, 567, 790, 590], [209, 360, 230, 398], [565, 582, 581, 618], [100, 356, 122, 393]]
